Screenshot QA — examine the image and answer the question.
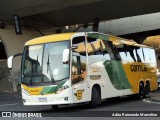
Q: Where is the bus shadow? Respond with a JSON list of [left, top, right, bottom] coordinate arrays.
[[38, 95, 141, 113]]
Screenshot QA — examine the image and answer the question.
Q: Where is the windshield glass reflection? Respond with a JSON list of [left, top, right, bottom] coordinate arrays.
[[22, 41, 70, 85]]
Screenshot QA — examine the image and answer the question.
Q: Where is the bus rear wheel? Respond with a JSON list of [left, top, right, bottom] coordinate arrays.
[[89, 87, 101, 108], [136, 83, 145, 99], [144, 82, 150, 98]]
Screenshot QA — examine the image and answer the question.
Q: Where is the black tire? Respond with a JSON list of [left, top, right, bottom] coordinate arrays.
[[52, 105, 59, 110], [144, 82, 150, 98], [136, 83, 145, 99], [89, 87, 101, 108]]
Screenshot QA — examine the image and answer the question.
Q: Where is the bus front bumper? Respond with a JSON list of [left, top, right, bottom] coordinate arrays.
[[22, 88, 74, 106]]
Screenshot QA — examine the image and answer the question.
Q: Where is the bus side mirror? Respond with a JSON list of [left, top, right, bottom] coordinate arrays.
[[7, 56, 14, 69], [7, 53, 22, 69], [63, 49, 70, 64]]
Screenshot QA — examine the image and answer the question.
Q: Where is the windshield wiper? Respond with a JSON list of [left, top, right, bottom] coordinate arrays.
[[56, 77, 69, 82], [35, 55, 39, 73], [47, 54, 50, 73], [47, 54, 55, 83]]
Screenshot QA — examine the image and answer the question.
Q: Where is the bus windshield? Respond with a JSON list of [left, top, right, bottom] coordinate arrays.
[[22, 40, 70, 85]]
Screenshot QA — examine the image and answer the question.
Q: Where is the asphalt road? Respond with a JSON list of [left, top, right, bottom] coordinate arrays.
[[0, 91, 160, 120]]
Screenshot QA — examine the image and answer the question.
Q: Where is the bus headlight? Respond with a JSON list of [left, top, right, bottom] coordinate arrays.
[[22, 88, 30, 96], [56, 85, 69, 94]]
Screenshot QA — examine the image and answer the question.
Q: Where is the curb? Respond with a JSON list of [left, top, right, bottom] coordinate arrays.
[[148, 91, 160, 102], [150, 97, 160, 102]]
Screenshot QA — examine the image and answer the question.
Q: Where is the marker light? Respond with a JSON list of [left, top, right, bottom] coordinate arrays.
[[56, 85, 69, 94]]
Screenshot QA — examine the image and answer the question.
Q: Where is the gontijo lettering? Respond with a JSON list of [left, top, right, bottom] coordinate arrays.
[[130, 65, 147, 72]]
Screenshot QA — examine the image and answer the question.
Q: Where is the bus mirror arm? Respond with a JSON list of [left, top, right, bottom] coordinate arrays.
[[70, 46, 77, 50], [7, 53, 22, 69]]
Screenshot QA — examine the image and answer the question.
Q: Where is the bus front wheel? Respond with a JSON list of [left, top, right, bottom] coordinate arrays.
[[52, 105, 59, 110], [89, 87, 101, 108]]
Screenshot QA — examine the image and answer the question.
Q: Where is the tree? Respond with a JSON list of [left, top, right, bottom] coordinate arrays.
[[143, 35, 160, 54]]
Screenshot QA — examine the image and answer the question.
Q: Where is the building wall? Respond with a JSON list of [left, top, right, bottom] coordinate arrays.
[[0, 25, 56, 91]]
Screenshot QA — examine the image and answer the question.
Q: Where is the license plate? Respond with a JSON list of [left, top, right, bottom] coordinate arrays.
[[38, 98, 47, 102]]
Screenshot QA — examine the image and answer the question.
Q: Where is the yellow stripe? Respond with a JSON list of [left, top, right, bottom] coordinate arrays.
[[22, 84, 44, 95], [25, 33, 76, 46]]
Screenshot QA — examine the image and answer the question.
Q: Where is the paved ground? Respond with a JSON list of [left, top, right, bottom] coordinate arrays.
[[0, 90, 160, 119], [149, 91, 160, 101]]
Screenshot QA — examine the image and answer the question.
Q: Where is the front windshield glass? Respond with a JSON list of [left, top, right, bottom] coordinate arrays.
[[22, 41, 70, 84], [42, 41, 70, 82], [23, 45, 43, 84]]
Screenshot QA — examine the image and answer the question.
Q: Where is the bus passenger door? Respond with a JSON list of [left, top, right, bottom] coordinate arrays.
[[71, 36, 90, 103]]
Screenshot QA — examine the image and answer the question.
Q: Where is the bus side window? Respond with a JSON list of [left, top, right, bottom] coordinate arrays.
[[102, 41, 113, 60], [143, 48, 150, 63], [112, 44, 121, 60], [72, 56, 83, 84], [124, 45, 135, 62], [135, 47, 144, 62], [103, 41, 121, 61], [132, 46, 144, 62], [149, 49, 156, 64], [118, 44, 128, 62], [103, 50, 111, 60], [87, 38, 103, 64], [72, 37, 87, 85], [112, 44, 121, 61]]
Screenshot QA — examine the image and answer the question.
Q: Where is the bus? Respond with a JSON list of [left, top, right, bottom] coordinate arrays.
[[7, 32, 158, 109]]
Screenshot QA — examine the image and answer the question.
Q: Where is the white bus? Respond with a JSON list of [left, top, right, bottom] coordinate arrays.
[[8, 32, 158, 109]]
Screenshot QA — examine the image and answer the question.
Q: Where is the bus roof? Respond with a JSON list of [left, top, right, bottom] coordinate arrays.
[[25, 32, 151, 48], [25, 33, 75, 46]]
